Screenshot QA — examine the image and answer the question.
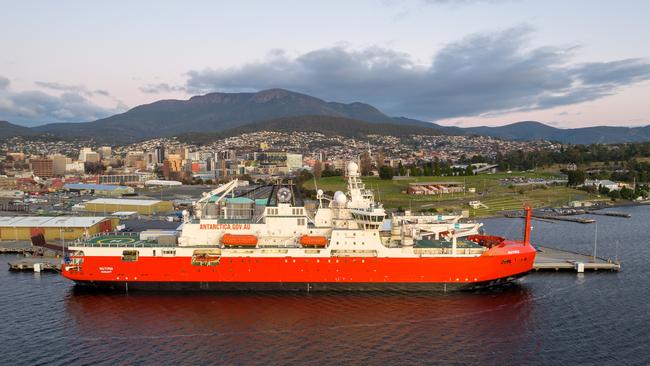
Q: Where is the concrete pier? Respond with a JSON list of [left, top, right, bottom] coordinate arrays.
[[8, 257, 61, 272], [534, 246, 620, 272], [2, 240, 62, 272]]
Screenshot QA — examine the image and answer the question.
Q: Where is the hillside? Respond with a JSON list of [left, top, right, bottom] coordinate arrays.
[[465, 121, 650, 144], [176, 115, 445, 144], [0, 120, 38, 139]]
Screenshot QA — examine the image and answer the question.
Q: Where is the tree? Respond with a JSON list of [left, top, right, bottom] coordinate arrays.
[[567, 170, 586, 187], [84, 162, 105, 175], [313, 160, 323, 180], [620, 187, 635, 200], [379, 166, 395, 180], [359, 153, 372, 176]]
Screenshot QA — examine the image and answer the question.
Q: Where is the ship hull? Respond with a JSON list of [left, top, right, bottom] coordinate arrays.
[[70, 271, 530, 292], [63, 246, 536, 292]]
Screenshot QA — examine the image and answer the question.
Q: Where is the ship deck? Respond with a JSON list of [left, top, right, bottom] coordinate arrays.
[[80, 234, 173, 248], [414, 239, 483, 249]]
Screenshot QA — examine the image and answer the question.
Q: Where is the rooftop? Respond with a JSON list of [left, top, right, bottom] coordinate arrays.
[[64, 183, 131, 191], [87, 198, 163, 206], [0, 216, 109, 228]]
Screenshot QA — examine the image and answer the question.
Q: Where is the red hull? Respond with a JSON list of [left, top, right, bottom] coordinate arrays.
[[62, 241, 536, 290]]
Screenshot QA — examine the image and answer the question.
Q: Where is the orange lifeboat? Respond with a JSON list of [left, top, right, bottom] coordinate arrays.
[[221, 234, 258, 247], [299, 235, 328, 248]]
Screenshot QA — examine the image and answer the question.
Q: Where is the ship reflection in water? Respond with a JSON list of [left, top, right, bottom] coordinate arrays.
[[63, 286, 534, 364]]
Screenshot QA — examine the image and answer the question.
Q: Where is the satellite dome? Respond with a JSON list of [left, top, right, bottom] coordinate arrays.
[[347, 161, 359, 174], [333, 191, 347, 205], [317, 189, 324, 197]]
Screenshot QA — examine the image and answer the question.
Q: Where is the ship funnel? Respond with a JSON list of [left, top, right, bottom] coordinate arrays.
[[523, 205, 532, 245]]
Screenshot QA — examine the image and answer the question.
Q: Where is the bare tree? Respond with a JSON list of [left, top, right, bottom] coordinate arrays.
[[375, 151, 385, 169], [360, 153, 372, 176], [313, 160, 323, 180]]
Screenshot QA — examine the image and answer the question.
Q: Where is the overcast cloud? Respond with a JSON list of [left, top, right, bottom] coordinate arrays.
[[0, 78, 124, 126], [186, 26, 650, 121], [139, 83, 187, 94]]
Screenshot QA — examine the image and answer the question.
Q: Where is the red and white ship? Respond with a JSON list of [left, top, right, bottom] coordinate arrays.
[[62, 162, 536, 291]]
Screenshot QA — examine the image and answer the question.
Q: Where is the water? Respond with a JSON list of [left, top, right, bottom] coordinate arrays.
[[1, 206, 649, 365]]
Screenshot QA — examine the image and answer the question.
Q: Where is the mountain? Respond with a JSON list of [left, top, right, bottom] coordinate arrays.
[[465, 121, 650, 144], [177, 115, 446, 144], [33, 89, 442, 143], [5, 89, 649, 144], [0, 120, 38, 139]]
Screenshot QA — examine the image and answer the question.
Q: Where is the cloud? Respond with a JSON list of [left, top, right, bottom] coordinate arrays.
[[139, 83, 186, 94], [0, 76, 126, 126], [34, 81, 111, 98], [186, 26, 650, 121], [422, 0, 506, 4]]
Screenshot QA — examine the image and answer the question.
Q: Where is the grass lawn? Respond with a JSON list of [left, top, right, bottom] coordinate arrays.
[[303, 172, 599, 217]]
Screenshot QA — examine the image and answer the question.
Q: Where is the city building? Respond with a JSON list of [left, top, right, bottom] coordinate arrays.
[[154, 145, 166, 164], [98, 174, 143, 185], [78, 147, 94, 162], [49, 154, 68, 176], [98, 146, 112, 159], [583, 179, 621, 191], [30, 157, 54, 178], [84, 152, 100, 163]]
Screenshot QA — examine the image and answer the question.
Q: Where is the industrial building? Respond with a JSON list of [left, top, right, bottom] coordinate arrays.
[[64, 183, 135, 196], [83, 198, 174, 214], [0, 216, 118, 241], [407, 182, 465, 195]]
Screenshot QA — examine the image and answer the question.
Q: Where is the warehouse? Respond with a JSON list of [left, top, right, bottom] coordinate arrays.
[[64, 183, 134, 196], [84, 198, 174, 215], [0, 216, 119, 241]]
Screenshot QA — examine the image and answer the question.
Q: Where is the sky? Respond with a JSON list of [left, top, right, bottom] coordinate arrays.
[[1, 0, 649, 128]]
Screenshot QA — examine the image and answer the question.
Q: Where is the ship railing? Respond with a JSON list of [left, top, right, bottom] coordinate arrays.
[[75, 241, 178, 248]]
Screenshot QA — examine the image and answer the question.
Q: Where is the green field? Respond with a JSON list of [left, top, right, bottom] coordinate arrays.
[[304, 172, 599, 217]]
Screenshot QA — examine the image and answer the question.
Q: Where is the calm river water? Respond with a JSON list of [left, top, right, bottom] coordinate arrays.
[[1, 205, 648, 365]]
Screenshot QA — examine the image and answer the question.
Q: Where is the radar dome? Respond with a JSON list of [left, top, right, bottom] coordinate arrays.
[[317, 189, 324, 197], [333, 191, 347, 205], [347, 161, 359, 174]]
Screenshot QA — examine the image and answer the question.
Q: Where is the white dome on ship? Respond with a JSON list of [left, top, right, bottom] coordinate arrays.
[[333, 191, 347, 205], [317, 189, 324, 197], [347, 161, 359, 174]]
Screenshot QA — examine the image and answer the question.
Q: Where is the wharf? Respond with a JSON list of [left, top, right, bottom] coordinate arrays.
[[532, 214, 595, 224], [8, 257, 61, 272], [585, 211, 631, 218], [2, 240, 62, 272], [0, 241, 36, 254], [533, 245, 620, 272]]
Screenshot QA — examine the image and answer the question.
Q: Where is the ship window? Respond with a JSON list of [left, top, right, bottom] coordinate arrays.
[[162, 249, 176, 256], [192, 249, 221, 266], [122, 250, 139, 262]]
